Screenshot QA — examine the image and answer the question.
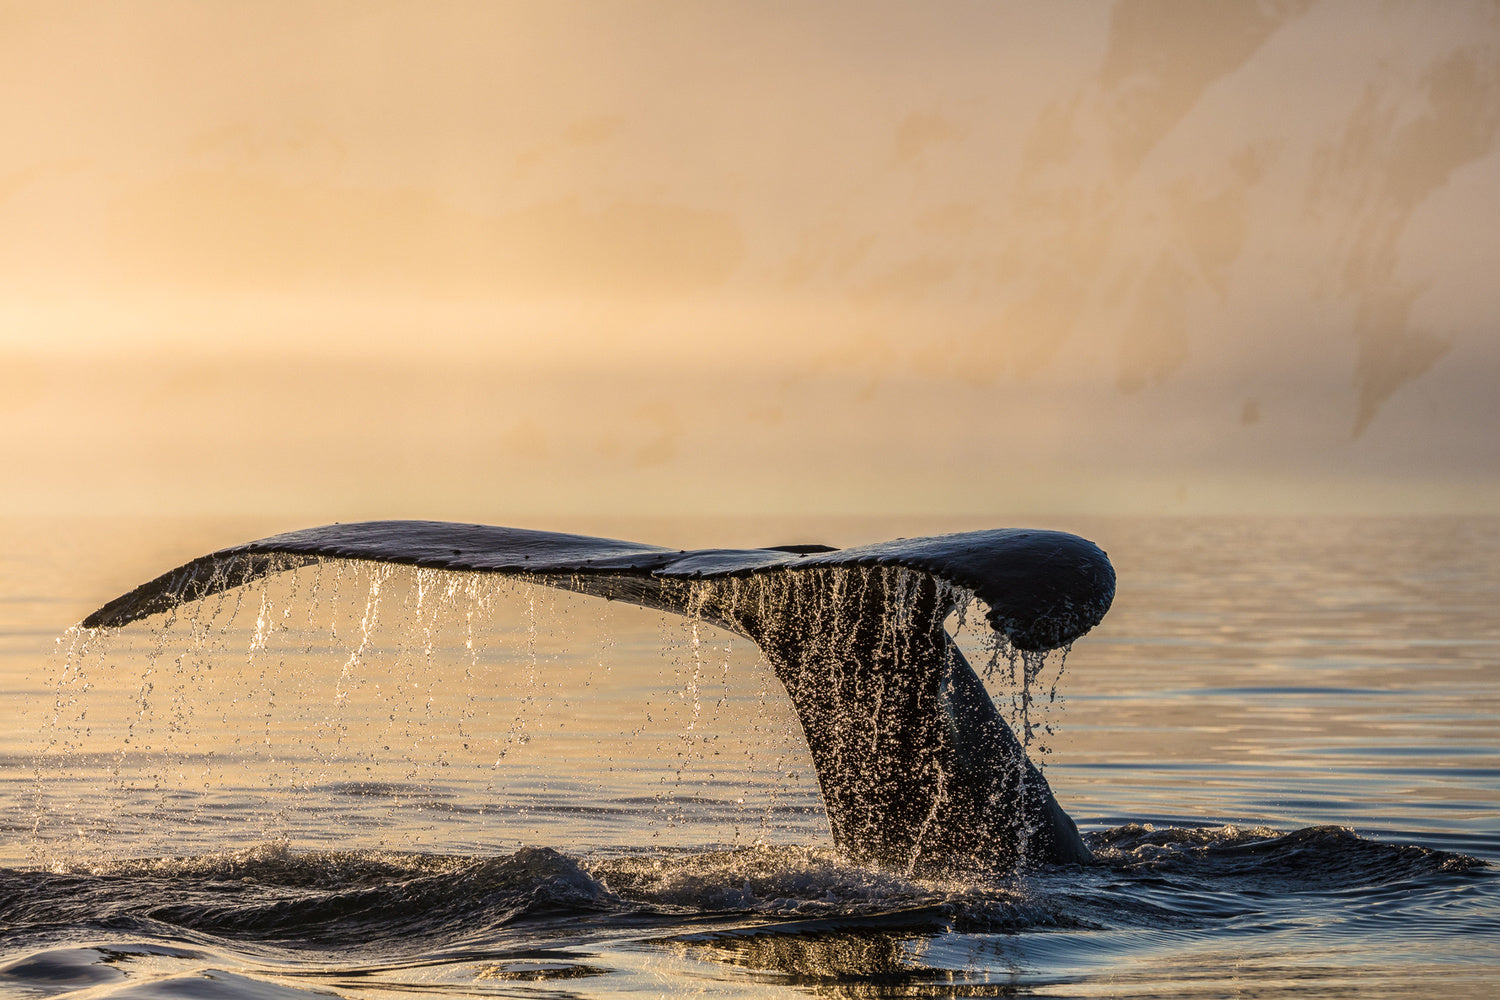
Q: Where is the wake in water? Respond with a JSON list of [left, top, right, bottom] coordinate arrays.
[[1, 829, 1486, 996], [9, 827, 1480, 938]]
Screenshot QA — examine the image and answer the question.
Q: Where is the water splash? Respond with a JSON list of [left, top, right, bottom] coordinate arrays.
[[30, 559, 1063, 871]]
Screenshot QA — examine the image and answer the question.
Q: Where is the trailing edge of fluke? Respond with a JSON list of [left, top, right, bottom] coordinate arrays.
[[82, 521, 1115, 651]]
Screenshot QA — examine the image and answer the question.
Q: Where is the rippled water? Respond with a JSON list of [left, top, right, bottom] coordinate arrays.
[[2, 516, 1497, 998]]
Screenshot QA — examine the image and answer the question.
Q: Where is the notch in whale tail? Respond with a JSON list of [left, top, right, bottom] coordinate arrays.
[[81, 520, 1115, 874]]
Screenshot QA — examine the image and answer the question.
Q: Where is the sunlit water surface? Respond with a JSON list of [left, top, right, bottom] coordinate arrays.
[[2, 515, 1497, 998]]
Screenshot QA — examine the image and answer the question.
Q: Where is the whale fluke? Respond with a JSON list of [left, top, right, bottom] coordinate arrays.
[[81, 521, 1115, 874]]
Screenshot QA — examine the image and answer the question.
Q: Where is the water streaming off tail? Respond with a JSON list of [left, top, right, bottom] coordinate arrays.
[[950, 594, 1068, 760], [28, 560, 1058, 868]]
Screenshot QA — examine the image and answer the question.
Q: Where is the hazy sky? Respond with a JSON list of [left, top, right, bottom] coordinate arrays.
[[2, 1, 1497, 518]]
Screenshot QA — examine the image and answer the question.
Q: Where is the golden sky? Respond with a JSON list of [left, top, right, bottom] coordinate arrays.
[[2, 1, 1497, 518]]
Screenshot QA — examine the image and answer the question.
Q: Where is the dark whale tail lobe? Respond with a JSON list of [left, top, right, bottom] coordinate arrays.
[[81, 521, 1115, 874]]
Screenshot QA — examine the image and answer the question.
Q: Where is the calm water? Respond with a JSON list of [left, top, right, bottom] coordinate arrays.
[[2, 515, 1497, 998]]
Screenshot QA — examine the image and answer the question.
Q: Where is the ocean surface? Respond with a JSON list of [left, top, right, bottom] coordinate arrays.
[[2, 515, 1497, 998]]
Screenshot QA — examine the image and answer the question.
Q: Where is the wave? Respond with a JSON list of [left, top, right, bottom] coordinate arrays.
[[1, 825, 1484, 948], [1092, 823, 1485, 884], [1, 826, 1491, 1000]]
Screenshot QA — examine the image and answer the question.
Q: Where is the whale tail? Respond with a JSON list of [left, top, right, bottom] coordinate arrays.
[[81, 521, 1113, 873]]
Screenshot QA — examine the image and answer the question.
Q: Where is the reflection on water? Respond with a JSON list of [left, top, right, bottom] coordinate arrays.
[[1, 515, 1498, 999], [665, 927, 957, 996]]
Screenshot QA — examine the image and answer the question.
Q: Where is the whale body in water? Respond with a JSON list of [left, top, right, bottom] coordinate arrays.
[[83, 521, 1116, 875]]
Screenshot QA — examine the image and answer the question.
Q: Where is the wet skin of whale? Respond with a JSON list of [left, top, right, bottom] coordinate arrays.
[[83, 522, 1116, 875]]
